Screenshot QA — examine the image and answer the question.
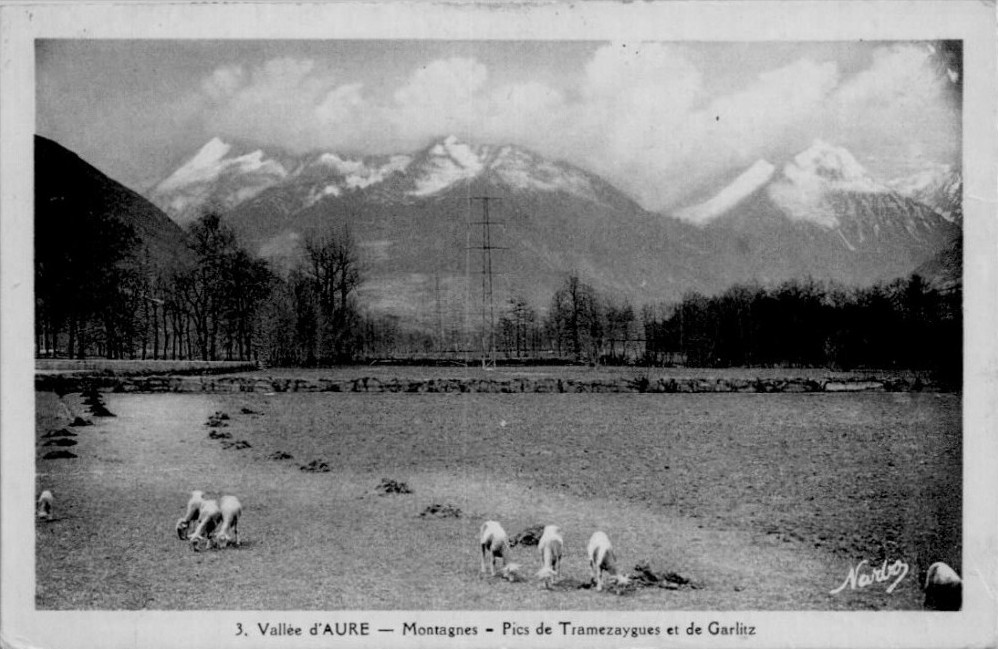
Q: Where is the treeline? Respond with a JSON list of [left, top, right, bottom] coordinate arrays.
[[642, 277, 961, 377], [35, 192, 145, 359], [37, 213, 274, 362], [36, 211, 381, 364], [489, 272, 960, 380], [35, 211, 960, 378]]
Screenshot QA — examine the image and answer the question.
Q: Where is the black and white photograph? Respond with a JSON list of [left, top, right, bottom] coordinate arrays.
[[2, 1, 996, 648]]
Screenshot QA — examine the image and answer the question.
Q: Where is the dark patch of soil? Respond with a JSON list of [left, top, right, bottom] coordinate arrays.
[[629, 562, 697, 589], [546, 577, 592, 591], [376, 478, 412, 495], [204, 410, 229, 428], [269, 451, 293, 460], [42, 450, 77, 459], [69, 417, 93, 427], [90, 404, 116, 417], [81, 388, 115, 417], [220, 440, 251, 450], [241, 407, 262, 415], [208, 429, 232, 440], [510, 525, 545, 547], [206, 412, 230, 427], [419, 503, 462, 518], [300, 460, 330, 473]]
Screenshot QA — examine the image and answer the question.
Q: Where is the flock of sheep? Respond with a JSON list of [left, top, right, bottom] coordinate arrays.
[[174, 490, 243, 551], [35, 491, 962, 608], [480, 520, 962, 608], [36, 487, 240, 552], [481, 521, 630, 592]]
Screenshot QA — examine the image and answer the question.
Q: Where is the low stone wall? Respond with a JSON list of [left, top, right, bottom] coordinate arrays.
[[35, 360, 258, 376], [35, 373, 940, 394]]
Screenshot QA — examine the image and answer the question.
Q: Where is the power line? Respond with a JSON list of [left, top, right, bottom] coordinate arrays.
[[468, 196, 504, 368]]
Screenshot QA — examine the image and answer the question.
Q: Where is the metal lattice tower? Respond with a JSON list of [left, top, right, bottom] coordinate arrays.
[[468, 196, 504, 368]]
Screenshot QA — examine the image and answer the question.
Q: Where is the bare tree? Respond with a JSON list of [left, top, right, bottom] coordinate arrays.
[[298, 226, 363, 363]]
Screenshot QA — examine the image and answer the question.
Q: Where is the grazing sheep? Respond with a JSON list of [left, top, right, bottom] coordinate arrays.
[[587, 531, 630, 591], [924, 561, 962, 611], [36, 490, 53, 520], [480, 520, 512, 577], [535, 525, 563, 587], [188, 498, 222, 551], [499, 562, 523, 582], [212, 495, 242, 549], [176, 490, 205, 540]]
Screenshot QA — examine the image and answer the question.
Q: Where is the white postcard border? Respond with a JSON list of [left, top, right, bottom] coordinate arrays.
[[2, 2, 996, 648]]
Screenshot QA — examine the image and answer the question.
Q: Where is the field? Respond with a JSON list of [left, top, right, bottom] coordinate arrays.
[[223, 365, 929, 384], [34, 381, 961, 610]]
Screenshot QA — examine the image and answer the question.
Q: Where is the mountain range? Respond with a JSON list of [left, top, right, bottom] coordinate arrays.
[[144, 134, 960, 320], [680, 140, 960, 290], [37, 133, 961, 327]]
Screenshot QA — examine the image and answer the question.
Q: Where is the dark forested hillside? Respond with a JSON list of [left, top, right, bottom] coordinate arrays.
[[34, 135, 189, 357]]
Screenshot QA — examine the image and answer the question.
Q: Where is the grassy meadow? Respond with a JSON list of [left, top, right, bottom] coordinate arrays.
[[34, 384, 960, 610]]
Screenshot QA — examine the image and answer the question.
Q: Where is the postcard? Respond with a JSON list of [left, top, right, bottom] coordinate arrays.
[[2, 1, 996, 648]]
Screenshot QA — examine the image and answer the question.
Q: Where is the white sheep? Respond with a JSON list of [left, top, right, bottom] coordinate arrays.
[[587, 531, 630, 591], [188, 498, 222, 551], [480, 520, 510, 575], [36, 490, 54, 521], [479, 520, 521, 580], [924, 561, 962, 610], [212, 495, 242, 549], [176, 490, 205, 540], [535, 525, 563, 587]]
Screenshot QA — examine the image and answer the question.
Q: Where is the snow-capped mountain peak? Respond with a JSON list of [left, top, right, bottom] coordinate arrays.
[[150, 137, 290, 224], [313, 152, 411, 192], [677, 159, 776, 224], [789, 138, 872, 184], [401, 136, 604, 202], [409, 135, 485, 196], [149, 135, 618, 223], [155, 138, 287, 194], [766, 140, 896, 228], [672, 140, 952, 240], [675, 140, 889, 228], [776, 139, 887, 199], [176, 137, 232, 181], [432, 135, 482, 169]]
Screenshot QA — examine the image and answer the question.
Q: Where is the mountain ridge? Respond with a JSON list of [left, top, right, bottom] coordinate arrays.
[[139, 135, 962, 323], [36, 134, 190, 270]]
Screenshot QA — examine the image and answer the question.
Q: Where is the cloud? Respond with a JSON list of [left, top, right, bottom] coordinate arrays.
[[563, 48, 840, 209], [198, 57, 341, 150], [186, 43, 958, 212], [823, 44, 960, 175], [584, 41, 702, 115], [201, 65, 245, 101], [388, 57, 489, 144], [645, 57, 841, 204], [393, 57, 487, 107], [835, 44, 942, 109]]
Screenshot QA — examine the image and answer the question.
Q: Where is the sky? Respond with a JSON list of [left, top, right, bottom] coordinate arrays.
[[36, 39, 961, 212]]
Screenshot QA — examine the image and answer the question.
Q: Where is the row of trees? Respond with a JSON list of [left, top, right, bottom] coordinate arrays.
[[642, 276, 961, 376], [35, 213, 344, 363], [35, 193, 143, 359], [36, 211, 961, 377], [255, 230, 362, 365]]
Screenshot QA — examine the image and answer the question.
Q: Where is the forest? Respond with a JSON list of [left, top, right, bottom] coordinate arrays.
[[34, 211, 961, 380]]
